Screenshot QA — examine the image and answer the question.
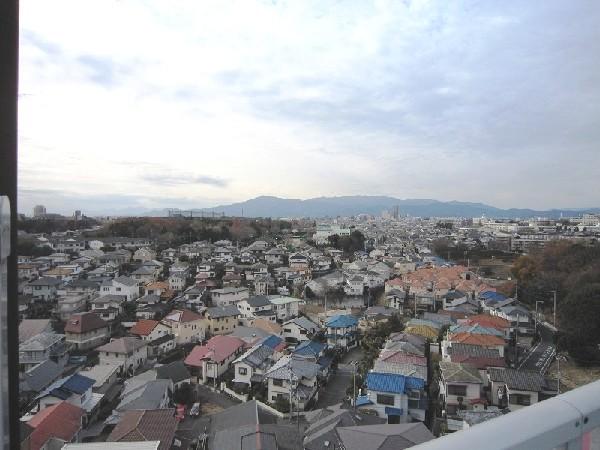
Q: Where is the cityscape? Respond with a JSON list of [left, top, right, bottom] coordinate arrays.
[[5, 1, 600, 449], [14, 203, 600, 449]]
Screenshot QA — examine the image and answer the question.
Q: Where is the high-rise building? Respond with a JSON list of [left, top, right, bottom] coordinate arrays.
[[73, 210, 82, 221], [33, 205, 46, 217]]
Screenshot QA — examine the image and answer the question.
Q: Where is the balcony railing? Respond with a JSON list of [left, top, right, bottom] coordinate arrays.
[[413, 379, 600, 450]]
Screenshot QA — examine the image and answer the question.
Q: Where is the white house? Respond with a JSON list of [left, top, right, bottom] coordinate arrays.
[[326, 315, 359, 350], [97, 337, 148, 375], [211, 287, 249, 307], [237, 295, 275, 321], [100, 276, 140, 301], [282, 317, 320, 345], [264, 355, 320, 410], [269, 296, 301, 322], [438, 361, 483, 427]]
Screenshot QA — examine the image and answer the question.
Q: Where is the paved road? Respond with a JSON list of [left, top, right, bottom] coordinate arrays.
[[314, 347, 364, 410], [518, 324, 556, 373]]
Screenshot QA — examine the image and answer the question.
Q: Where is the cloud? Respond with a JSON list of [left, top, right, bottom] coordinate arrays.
[[17, 0, 600, 211]]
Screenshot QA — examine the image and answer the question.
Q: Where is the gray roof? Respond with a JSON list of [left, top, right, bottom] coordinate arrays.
[[28, 277, 62, 287], [336, 423, 434, 450], [132, 266, 156, 275], [117, 379, 172, 411], [20, 359, 62, 392], [97, 337, 147, 354], [208, 400, 302, 450], [265, 355, 320, 381], [487, 368, 545, 392], [234, 342, 274, 369], [449, 343, 502, 359], [304, 406, 385, 450], [93, 294, 127, 304], [231, 326, 271, 341], [20, 332, 65, 351], [207, 305, 241, 319], [439, 361, 483, 384], [113, 276, 138, 286], [286, 316, 319, 331], [156, 361, 191, 384]]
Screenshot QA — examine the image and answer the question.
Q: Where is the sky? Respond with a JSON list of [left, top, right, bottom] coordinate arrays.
[[18, 0, 600, 215]]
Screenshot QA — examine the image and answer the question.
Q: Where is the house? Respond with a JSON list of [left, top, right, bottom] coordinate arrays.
[[438, 361, 484, 430], [361, 371, 426, 423], [264, 355, 320, 410], [130, 319, 171, 342], [303, 405, 386, 450], [184, 335, 245, 384], [100, 276, 139, 301], [269, 296, 301, 322], [161, 309, 207, 344], [205, 305, 241, 335], [444, 343, 506, 375], [144, 281, 171, 298], [446, 332, 506, 357], [237, 295, 276, 321], [335, 423, 434, 450], [345, 275, 364, 296], [57, 294, 89, 320], [27, 401, 85, 450], [33, 373, 99, 415], [25, 277, 62, 300], [133, 247, 157, 262], [113, 377, 172, 419], [264, 247, 287, 266], [253, 274, 273, 296], [97, 337, 148, 375], [90, 294, 126, 321], [156, 360, 192, 389], [19, 333, 69, 374], [386, 289, 407, 313], [131, 265, 158, 284], [107, 409, 178, 450], [487, 367, 546, 411], [289, 253, 310, 271], [64, 312, 110, 350], [20, 360, 64, 410], [282, 316, 320, 344], [168, 273, 186, 292], [232, 335, 285, 387], [326, 315, 359, 350], [79, 363, 121, 395], [19, 319, 53, 344], [205, 400, 302, 450], [211, 287, 249, 307]]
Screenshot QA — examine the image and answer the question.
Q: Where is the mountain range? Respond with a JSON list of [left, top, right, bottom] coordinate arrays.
[[143, 196, 600, 219]]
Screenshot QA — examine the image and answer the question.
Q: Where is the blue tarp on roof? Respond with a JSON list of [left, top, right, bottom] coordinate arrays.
[[61, 373, 95, 394], [479, 291, 506, 302], [261, 334, 283, 349], [326, 315, 358, 328], [293, 340, 326, 357], [367, 372, 425, 394]]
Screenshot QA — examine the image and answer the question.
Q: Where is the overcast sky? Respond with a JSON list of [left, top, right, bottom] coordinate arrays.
[[18, 0, 600, 215]]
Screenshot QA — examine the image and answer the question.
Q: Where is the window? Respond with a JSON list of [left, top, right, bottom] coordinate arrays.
[[509, 394, 531, 406], [116, 287, 121, 291], [448, 385, 467, 396], [238, 367, 247, 375], [408, 390, 421, 409], [300, 329, 307, 335], [377, 394, 395, 406], [273, 379, 283, 386]]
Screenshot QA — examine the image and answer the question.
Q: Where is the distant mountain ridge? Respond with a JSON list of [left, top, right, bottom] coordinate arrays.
[[143, 196, 600, 219]]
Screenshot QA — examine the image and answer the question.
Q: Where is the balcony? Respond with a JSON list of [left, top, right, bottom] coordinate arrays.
[[413, 379, 600, 449]]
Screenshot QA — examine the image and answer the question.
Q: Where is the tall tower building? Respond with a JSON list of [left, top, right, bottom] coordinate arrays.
[[33, 205, 46, 218]]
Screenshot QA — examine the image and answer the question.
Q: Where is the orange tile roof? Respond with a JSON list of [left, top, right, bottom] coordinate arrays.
[[130, 319, 160, 336], [28, 401, 84, 450], [449, 332, 505, 346], [466, 314, 510, 330]]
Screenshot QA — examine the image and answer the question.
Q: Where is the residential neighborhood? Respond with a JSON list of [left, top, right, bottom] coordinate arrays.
[[13, 211, 600, 450]]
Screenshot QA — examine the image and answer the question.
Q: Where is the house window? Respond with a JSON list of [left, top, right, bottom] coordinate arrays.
[[509, 394, 531, 406], [408, 390, 421, 409], [116, 287, 121, 291], [273, 379, 283, 387], [238, 367, 248, 375], [448, 385, 467, 396], [377, 394, 395, 406]]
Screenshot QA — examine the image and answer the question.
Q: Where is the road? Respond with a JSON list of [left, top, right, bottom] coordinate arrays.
[[518, 323, 556, 374], [314, 347, 364, 410]]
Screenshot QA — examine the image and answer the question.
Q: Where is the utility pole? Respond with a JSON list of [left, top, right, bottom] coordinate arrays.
[[552, 290, 557, 328], [535, 301, 544, 336], [515, 313, 519, 367]]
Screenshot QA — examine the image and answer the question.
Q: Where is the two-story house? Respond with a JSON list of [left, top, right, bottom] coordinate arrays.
[[161, 309, 207, 344], [269, 296, 301, 322], [264, 355, 320, 410], [232, 335, 285, 388], [237, 295, 276, 321], [282, 317, 320, 345], [184, 335, 245, 384], [64, 312, 110, 351], [438, 361, 484, 431], [97, 337, 148, 376], [205, 305, 241, 335], [211, 287, 249, 307], [326, 315, 359, 350], [487, 367, 546, 412], [25, 277, 62, 300], [19, 332, 70, 374], [100, 276, 139, 301]]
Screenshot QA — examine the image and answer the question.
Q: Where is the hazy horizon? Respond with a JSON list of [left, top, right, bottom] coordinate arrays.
[[18, 1, 600, 214]]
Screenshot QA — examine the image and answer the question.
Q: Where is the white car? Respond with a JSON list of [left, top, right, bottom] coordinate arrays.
[[189, 402, 201, 417]]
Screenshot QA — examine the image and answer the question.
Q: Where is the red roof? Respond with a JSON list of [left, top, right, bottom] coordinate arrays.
[[184, 335, 245, 366], [380, 351, 428, 366], [465, 314, 510, 330], [130, 319, 159, 336], [64, 312, 108, 334], [163, 309, 204, 323], [108, 409, 178, 450], [28, 401, 84, 450]]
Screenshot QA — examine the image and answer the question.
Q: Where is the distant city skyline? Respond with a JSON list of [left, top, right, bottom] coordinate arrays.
[[18, 1, 600, 214]]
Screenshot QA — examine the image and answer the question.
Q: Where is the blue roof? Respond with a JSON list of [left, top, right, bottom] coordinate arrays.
[[317, 355, 333, 369], [293, 340, 326, 357], [367, 372, 424, 394], [61, 373, 95, 394], [326, 314, 358, 328], [479, 291, 506, 302], [261, 334, 283, 349], [385, 406, 403, 416], [355, 395, 373, 406]]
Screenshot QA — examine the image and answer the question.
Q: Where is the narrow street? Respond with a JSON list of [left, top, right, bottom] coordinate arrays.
[[518, 323, 556, 374], [314, 346, 364, 410]]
